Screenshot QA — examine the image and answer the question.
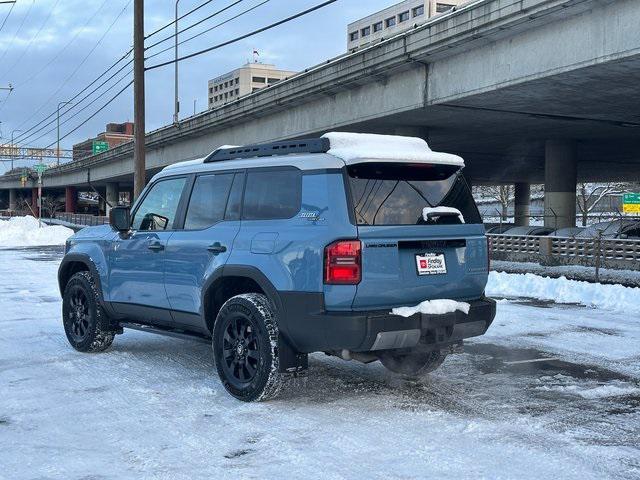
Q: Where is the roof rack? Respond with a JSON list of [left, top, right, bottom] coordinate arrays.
[[204, 137, 330, 163]]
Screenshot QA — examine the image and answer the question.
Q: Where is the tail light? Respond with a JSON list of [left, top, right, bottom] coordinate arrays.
[[486, 236, 491, 272], [324, 240, 361, 285]]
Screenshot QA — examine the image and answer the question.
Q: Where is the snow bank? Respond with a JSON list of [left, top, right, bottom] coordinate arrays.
[[322, 132, 464, 166], [487, 271, 640, 313], [0, 216, 73, 248], [392, 299, 470, 317]]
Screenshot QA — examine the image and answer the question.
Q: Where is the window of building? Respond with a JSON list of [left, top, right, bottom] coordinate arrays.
[[373, 21, 383, 32], [132, 178, 186, 231], [252, 76, 266, 83], [214, 85, 218, 92], [209, 98, 214, 104], [209, 87, 213, 94], [385, 16, 396, 28], [184, 173, 235, 230], [225, 92, 228, 98], [398, 11, 410, 22], [349, 31, 359, 41], [361, 26, 371, 37], [235, 88, 239, 95], [436, 3, 454, 13], [267, 78, 280, 84], [412, 5, 424, 17], [243, 169, 301, 220]]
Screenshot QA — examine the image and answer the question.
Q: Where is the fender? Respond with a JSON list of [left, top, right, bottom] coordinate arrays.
[[58, 253, 104, 301], [199, 264, 283, 318]]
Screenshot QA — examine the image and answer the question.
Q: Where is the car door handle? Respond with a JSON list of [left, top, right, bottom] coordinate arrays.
[[207, 242, 227, 255], [147, 241, 165, 252]]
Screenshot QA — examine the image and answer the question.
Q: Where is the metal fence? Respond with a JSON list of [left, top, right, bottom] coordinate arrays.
[[488, 234, 640, 275], [54, 212, 109, 227]]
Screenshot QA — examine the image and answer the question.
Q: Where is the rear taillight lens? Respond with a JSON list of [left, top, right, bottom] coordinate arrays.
[[486, 236, 491, 272], [324, 240, 361, 285]]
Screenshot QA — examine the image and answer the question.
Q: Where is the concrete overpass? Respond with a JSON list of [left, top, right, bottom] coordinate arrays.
[[2, 0, 639, 228]]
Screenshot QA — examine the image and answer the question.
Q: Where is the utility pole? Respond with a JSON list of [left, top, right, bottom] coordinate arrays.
[[57, 101, 72, 166], [173, 0, 180, 125], [133, 0, 146, 199]]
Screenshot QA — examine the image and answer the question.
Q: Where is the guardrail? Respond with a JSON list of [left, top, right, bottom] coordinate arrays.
[[488, 234, 640, 275], [54, 213, 109, 227]]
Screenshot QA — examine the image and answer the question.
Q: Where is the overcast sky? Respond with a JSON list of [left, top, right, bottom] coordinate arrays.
[[0, 0, 395, 171]]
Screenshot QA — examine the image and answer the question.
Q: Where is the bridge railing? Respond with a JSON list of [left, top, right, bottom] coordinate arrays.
[[488, 234, 640, 274]]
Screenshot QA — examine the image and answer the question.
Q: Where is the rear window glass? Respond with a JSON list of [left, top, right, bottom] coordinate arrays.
[[243, 169, 301, 220], [347, 163, 481, 226]]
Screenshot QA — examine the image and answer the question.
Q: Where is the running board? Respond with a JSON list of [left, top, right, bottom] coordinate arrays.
[[119, 322, 211, 344]]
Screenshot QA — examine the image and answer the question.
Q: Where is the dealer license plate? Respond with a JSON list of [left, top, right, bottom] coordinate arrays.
[[415, 253, 447, 276]]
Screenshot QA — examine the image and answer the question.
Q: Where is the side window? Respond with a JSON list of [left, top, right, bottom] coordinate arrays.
[[225, 172, 245, 221], [243, 169, 301, 220], [132, 177, 186, 231], [184, 173, 234, 230]]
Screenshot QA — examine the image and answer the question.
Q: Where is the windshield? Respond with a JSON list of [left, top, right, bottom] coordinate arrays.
[[347, 162, 481, 226]]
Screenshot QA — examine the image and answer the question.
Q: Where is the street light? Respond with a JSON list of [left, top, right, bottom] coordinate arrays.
[[174, 0, 180, 124], [57, 101, 72, 166], [10, 129, 21, 171]]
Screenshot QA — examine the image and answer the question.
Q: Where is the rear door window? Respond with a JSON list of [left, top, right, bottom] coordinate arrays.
[[347, 162, 481, 225], [184, 173, 235, 230], [242, 169, 301, 220]]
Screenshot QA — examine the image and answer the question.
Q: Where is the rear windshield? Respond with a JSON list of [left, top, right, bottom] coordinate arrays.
[[347, 162, 481, 226]]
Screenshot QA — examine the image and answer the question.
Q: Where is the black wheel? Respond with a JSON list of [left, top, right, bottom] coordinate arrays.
[[62, 271, 114, 352], [378, 349, 447, 376], [213, 293, 283, 402]]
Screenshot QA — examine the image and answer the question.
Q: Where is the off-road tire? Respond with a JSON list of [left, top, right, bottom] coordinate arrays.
[[62, 271, 115, 352], [379, 349, 447, 376], [212, 293, 283, 402]]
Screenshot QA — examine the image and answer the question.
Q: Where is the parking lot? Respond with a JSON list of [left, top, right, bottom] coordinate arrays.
[[1, 246, 638, 479]]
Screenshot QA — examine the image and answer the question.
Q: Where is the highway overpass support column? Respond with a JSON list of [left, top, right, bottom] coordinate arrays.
[[514, 183, 531, 227], [65, 187, 77, 213], [106, 183, 119, 216], [544, 140, 577, 230], [9, 189, 17, 211]]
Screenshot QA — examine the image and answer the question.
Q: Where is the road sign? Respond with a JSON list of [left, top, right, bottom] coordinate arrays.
[[34, 163, 47, 175], [623, 193, 640, 214], [92, 141, 109, 155]]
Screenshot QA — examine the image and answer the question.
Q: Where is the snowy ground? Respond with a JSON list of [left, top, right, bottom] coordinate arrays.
[[1, 246, 639, 480]]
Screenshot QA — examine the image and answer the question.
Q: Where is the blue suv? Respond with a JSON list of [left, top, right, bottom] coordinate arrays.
[[59, 133, 496, 402]]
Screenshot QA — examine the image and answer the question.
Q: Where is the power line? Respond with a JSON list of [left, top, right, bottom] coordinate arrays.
[[145, 0, 270, 61], [14, 0, 112, 88], [3, 0, 62, 78], [0, 0, 16, 35], [146, 0, 339, 71], [13, 52, 133, 144], [26, 67, 133, 146], [145, 0, 244, 52], [144, 0, 216, 39], [14, 0, 133, 131], [43, 80, 133, 150], [0, 0, 35, 64]]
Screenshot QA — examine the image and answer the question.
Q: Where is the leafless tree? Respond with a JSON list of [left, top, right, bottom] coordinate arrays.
[[576, 183, 628, 226], [41, 196, 65, 219]]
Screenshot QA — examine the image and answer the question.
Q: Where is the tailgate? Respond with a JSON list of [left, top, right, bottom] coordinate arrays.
[[354, 224, 488, 310]]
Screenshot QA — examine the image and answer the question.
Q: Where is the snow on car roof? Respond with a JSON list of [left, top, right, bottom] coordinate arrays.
[[322, 132, 464, 167]]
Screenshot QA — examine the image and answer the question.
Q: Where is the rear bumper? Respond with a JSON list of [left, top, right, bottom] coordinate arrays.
[[279, 293, 496, 353]]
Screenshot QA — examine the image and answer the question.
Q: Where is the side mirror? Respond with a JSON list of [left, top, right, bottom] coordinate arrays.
[[110, 206, 131, 233]]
